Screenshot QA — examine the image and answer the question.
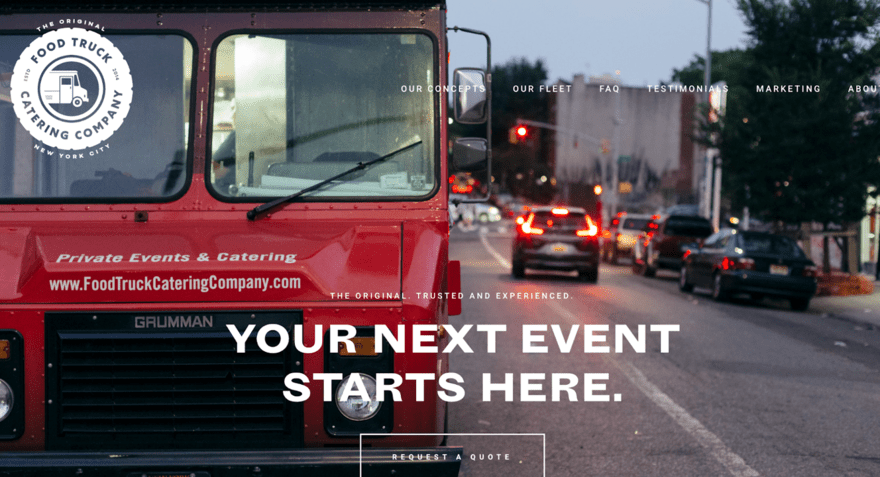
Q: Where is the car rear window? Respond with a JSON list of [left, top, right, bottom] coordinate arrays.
[[664, 218, 712, 237], [739, 235, 806, 258], [533, 211, 589, 230], [622, 218, 649, 230]]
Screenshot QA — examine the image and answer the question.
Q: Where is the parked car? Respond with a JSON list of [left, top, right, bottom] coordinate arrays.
[[632, 214, 713, 277], [449, 192, 502, 224], [602, 212, 653, 264], [475, 203, 502, 223], [511, 206, 600, 282], [679, 230, 818, 311]]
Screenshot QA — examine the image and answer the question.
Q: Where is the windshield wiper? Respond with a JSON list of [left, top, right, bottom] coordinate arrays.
[[246, 140, 422, 221]]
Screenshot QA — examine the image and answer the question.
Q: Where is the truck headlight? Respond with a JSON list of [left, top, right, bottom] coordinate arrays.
[[335, 373, 380, 421], [0, 379, 12, 422]]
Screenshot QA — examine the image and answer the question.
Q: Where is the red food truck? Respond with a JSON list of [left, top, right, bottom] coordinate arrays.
[[0, 2, 490, 474]]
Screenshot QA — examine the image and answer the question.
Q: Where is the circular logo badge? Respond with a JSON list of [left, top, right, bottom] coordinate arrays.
[[10, 28, 133, 150]]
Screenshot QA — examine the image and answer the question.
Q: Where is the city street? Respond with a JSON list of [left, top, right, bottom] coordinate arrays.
[[448, 222, 880, 477]]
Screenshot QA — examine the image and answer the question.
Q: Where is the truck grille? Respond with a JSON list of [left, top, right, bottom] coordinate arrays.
[[46, 312, 303, 451]]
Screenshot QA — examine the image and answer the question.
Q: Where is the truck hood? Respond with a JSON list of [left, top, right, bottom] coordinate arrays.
[[0, 221, 402, 304]]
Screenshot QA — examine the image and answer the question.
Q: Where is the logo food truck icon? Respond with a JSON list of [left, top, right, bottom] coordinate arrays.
[[10, 28, 133, 149], [41, 69, 89, 108]]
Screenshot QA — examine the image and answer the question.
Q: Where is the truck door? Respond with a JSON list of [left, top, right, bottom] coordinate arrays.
[[58, 74, 73, 104]]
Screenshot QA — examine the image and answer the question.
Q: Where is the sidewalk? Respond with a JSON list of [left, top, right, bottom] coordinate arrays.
[[811, 281, 880, 329]]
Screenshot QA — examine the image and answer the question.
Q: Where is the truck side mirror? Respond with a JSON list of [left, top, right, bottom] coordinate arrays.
[[453, 68, 487, 124], [452, 138, 487, 172]]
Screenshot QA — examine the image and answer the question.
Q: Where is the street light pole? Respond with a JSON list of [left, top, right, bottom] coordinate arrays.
[[609, 90, 622, 217], [699, 0, 712, 105], [696, 0, 714, 223]]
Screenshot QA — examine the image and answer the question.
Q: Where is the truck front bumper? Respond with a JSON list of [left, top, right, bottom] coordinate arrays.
[[0, 447, 463, 477]]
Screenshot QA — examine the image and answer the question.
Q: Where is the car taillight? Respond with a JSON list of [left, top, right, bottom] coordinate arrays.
[[721, 257, 755, 270], [802, 265, 818, 277], [522, 223, 544, 235], [521, 213, 544, 235], [576, 217, 598, 237]]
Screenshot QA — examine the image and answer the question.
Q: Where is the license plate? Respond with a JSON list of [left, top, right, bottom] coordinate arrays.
[[770, 264, 789, 275], [550, 243, 569, 253]]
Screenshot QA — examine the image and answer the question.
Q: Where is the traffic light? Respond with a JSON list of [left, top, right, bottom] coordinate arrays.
[[600, 139, 610, 154], [509, 125, 529, 145]]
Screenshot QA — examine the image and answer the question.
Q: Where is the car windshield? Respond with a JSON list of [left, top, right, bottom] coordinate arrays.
[[0, 34, 193, 201], [209, 33, 436, 200], [739, 234, 806, 258]]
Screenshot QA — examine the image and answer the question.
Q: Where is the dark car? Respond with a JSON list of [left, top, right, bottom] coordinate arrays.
[[633, 214, 713, 276], [512, 206, 600, 282], [679, 230, 818, 311]]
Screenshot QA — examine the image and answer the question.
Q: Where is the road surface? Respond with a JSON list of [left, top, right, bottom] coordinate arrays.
[[447, 222, 880, 477]]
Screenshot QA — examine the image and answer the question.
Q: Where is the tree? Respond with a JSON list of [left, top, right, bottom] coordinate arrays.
[[489, 57, 549, 149], [670, 49, 751, 88], [718, 0, 880, 227]]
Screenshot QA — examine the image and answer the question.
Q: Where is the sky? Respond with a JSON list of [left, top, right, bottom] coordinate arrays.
[[447, 0, 751, 86]]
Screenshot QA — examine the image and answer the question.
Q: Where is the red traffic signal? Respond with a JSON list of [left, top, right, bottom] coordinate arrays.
[[509, 125, 530, 144]]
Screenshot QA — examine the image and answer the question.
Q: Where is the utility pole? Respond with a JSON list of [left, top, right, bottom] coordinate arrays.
[[696, 0, 713, 221], [609, 90, 622, 217]]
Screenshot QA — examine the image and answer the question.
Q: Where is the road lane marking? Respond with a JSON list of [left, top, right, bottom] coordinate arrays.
[[612, 358, 761, 477], [547, 294, 761, 477], [478, 234, 761, 477], [479, 229, 511, 269]]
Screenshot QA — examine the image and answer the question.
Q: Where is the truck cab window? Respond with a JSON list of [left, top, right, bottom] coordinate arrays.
[[0, 34, 193, 201], [209, 33, 436, 200]]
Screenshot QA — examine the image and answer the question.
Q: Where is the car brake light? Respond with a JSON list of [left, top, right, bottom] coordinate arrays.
[[516, 216, 525, 225], [576, 217, 598, 237], [551, 208, 569, 216], [721, 257, 755, 270], [802, 265, 818, 277], [521, 214, 544, 235], [682, 249, 691, 260]]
